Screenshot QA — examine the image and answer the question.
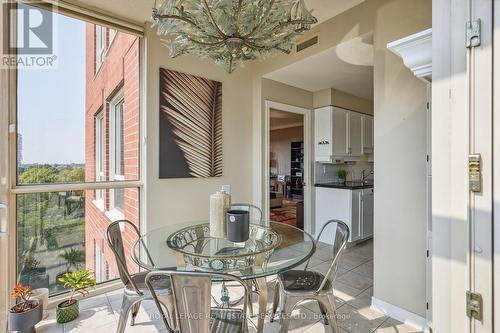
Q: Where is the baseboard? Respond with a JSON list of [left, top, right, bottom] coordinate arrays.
[[371, 297, 429, 332]]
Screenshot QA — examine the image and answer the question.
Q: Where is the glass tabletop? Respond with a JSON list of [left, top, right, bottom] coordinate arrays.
[[132, 221, 316, 280]]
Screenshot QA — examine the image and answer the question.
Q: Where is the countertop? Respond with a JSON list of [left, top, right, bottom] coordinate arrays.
[[315, 181, 374, 190]]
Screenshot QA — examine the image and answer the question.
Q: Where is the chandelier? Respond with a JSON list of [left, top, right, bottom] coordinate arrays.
[[152, 0, 317, 73]]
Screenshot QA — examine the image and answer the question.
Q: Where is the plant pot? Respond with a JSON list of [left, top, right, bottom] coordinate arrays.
[[31, 288, 49, 319], [8, 300, 42, 333], [56, 299, 79, 324]]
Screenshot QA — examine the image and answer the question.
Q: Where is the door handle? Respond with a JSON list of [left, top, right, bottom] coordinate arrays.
[[0, 203, 8, 238]]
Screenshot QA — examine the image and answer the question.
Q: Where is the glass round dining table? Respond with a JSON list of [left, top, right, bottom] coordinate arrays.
[[131, 220, 316, 333]]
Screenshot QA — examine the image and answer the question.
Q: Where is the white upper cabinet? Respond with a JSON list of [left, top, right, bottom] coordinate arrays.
[[332, 107, 348, 156], [348, 112, 363, 157], [314, 106, 333, 162], [362, 115, 374, 154], [314, 106, 374, 162]]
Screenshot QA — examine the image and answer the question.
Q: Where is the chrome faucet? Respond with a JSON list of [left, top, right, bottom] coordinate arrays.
[[360, 169, 373, 184]]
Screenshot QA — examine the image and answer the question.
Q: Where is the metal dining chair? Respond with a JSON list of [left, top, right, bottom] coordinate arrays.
[[225, 203, 264, 316], [146, 270, 251, 333], [106, 220, 175, 333], [270, 220, 350, 333]]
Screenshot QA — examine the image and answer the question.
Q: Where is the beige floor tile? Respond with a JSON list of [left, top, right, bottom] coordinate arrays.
[[337, 271, 373, 291], [250, 305, 323, 333], [351, 261, 373, 277], [333, 281, 366, 303], [374, 318, 423, 333], [63, 304, 117, 332], [346, 287, 372, 310], [336, 303, 386, 333], [35, 311, 63, 333]]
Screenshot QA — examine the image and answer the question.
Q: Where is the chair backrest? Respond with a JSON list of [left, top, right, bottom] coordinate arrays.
[[106, 220, 152, 294], [230, 203, 263, 225], [311, 220, 350, 293], [146, 270, 250, 333]]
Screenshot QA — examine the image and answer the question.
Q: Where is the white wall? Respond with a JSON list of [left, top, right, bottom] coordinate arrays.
[[144, 25, 253, 230], [373, 0, 431, 317]]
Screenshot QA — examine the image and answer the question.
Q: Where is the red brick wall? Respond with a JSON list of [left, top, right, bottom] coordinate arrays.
[[84, 24, 140, 282]]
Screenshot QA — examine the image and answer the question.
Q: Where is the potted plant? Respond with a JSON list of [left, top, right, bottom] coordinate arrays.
[[337, 169, 348, 184], [56, 269, 96, 324], [8, 283, 43, 333]]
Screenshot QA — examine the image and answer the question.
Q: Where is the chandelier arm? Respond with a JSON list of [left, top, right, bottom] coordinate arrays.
[[186, 37, 225, 46], [266, 18, 317, 35], [235, 0, 244, 35], [243, 0, 276, 38], [202, 0, 227, 38], [153, 13, 221, 41]]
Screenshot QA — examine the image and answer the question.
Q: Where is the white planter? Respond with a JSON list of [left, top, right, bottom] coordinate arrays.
[[31, 288, 49, 319]]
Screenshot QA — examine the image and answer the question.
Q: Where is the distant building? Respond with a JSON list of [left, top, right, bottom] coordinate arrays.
[[84, 25, 140, 282]]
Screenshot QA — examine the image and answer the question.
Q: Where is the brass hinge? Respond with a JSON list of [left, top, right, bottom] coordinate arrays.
[[466, 291, 482, 320], [469, 154, 481, 192], [466, 19, 481, 48]]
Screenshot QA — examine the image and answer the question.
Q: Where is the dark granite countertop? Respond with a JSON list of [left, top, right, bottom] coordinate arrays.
[[315, 181, 374, 190]]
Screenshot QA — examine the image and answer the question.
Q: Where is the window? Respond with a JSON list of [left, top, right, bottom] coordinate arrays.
[[94, 112, 104, 204], [14, 5, 141, 297], [109, 91, 125, 215], [109, 29, 117, 45], [95, 25, 105, 72]]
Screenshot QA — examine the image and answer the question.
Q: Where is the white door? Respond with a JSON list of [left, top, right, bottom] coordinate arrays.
[[332, 107, 348, 157], [314, 106, 332, 161], [348, 112, 363, 157]]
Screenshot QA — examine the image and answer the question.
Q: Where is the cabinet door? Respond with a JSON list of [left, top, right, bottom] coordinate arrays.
[[351, 190, 362, 241], [362, 116, 374, 154], [332, 107, 348, 156], [348, 112, 363, 156], [314, 107, 332, 161], [362, 188, 374, 238]]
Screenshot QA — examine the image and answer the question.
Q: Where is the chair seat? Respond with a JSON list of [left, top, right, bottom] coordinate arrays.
[[125, 271, 172, 294], [210, 308, 246, 333], [278, 269, 332, 292]]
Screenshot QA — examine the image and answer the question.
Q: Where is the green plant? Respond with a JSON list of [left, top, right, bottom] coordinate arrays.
[[59, 248, 85, 272], [57, 270, 96, 307], [337, 169, 348, 180], [10, 284, 37, 313]]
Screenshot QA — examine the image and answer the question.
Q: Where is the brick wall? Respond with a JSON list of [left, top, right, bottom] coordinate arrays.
[[84, 24, 140, 282]]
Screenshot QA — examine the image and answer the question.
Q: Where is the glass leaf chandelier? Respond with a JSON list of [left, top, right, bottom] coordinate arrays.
[[152, 0, 318, 73]]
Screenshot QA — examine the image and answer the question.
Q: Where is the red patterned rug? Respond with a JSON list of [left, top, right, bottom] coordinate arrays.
[[270, 202, 297, 226]]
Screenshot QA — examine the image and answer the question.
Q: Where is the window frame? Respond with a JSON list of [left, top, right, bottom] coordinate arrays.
[[108, 89, 125, 218], [6, 3, 145, 304], [93, 110, 105, 210], [95, 25, 105, 73]]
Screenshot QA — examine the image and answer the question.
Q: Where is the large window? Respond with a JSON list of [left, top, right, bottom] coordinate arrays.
[[14, 5, 141, 296]]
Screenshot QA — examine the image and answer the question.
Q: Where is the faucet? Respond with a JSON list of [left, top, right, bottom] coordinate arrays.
[[360, 169, 374, 184]]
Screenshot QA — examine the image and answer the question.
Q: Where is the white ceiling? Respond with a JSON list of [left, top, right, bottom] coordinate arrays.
[[263, 34, 374, 100], [69, 0, 366, 25]]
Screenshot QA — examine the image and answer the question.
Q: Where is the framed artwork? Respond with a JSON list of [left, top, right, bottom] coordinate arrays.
[[159, 68, 223, 178]]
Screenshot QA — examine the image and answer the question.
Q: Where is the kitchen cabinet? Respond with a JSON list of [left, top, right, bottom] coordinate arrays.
[[348, 112, 363, 156], [314, 106, 372, 162], [362, 116, 374, 154], [315, 185, 374, 244], [314, 106, 332, 162]]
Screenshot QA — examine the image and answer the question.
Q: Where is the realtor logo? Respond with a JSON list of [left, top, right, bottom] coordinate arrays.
[[2, 1, 57, 68], [12, 2, 53, 54]]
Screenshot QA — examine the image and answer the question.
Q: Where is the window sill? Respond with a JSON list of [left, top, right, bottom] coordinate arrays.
[[105, 208, 124, 222], [92, 199, 105, 212]]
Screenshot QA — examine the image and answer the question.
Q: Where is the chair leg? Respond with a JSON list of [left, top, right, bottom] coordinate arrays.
[[117, 295, 133, 333], [279, 295, 297, 333], [270, 281, 280, 323], [323, 295, 340, 333], [318, 300, 329, 325], [130, 301, 141, 326], [246, 280, 254, 317]]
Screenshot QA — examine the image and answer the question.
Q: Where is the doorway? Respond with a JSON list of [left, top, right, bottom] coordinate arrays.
[[263, 101, 312, 235]]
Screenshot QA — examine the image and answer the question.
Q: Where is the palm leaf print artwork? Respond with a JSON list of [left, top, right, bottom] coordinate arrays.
[[159, 69, 223, 178]]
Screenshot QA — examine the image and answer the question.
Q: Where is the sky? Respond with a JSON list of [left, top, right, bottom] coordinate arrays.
[[17, 11, 86, 165]]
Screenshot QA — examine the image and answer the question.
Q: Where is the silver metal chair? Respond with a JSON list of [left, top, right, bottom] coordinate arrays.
[[106, 220, 175, 333], [146, 270, 251, 333], [270, 220, 350, 333], [226, 203, 263, 316]]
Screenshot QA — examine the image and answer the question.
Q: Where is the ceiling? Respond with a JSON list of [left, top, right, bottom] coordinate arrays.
[[270, 109, 304, 130], [263, 34, 374, 100], [69, 0, 366, 25]]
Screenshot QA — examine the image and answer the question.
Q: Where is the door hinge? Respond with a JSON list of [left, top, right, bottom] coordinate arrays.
[[466, 291, 483, 320], [466, 19, 481, 48], [468, 154, 481, 192]]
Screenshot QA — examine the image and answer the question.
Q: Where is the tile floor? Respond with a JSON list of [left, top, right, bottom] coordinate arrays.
[[35, 239, 422, 333]]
